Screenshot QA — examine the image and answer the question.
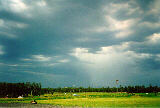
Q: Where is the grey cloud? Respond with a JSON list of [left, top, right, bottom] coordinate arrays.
[[0, 0, 160, 87]]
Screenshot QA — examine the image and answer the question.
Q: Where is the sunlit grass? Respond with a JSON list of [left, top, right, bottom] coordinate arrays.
[[0, 92, 160, 107], [36, 97, 160, 107]]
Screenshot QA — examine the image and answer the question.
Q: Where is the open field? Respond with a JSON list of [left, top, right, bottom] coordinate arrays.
[[0, 92, 160, 107]]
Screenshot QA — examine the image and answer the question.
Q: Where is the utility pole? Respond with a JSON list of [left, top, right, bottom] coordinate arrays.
[[116, 80, 119, 93]]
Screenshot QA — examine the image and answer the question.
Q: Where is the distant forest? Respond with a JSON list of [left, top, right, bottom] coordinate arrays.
[[0, 82, 160, 98], [0, 82, 41, 98]]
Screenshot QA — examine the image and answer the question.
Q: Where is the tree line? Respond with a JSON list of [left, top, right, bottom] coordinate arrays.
[[42, 85, 160, 94], [0, 82, 41, 98], [0, 82, 160, 98]]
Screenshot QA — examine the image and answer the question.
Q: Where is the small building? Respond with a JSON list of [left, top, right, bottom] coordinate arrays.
[[18, 96, 23, 99]]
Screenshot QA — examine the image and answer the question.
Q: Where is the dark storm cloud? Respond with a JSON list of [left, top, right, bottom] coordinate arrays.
[[0, 0, 160, 87]]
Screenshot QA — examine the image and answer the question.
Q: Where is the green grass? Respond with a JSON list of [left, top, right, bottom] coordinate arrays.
[[37, 97, 160, 107], [0, 92, 160, 107]]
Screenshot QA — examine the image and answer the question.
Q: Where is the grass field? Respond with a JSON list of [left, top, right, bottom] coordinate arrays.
[[0, 92, 160, 107]]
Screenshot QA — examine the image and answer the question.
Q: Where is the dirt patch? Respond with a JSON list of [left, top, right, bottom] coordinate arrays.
[[0, 103, 56, 108]]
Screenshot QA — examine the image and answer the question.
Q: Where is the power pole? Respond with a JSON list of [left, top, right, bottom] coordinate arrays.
[[116, 80, 119, 93]]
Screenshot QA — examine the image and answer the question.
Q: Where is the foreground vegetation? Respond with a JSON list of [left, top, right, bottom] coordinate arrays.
[[0, 92, 160, 107]]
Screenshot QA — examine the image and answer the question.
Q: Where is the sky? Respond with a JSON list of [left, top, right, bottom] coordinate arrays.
[[0, 0, 160, 88]]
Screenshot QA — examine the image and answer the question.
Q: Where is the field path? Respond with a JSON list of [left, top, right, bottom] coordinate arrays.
[[0, 103, 67, 108]]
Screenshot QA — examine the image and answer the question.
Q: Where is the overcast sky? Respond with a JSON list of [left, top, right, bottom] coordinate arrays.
[[0, 0, 160, 87]]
